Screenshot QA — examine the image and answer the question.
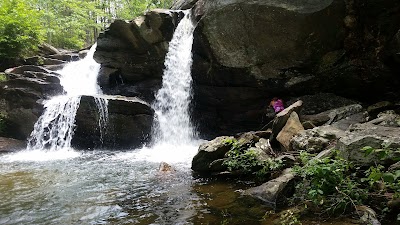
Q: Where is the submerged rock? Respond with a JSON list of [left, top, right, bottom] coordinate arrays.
[[73, 95, 154, 150]]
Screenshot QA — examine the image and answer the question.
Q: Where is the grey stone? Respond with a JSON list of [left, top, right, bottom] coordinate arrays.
[[337, 123, 400, 166], [192, 136, 234, 172], [243, 168, 295, 209], [292, 125, 345, 153]]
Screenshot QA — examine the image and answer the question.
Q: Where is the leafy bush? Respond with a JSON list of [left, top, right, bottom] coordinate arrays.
[[293, 151, 368, 215], [223, 138, 283, 179], [0, 0, 43, 60], [362, 146, 400, 198]]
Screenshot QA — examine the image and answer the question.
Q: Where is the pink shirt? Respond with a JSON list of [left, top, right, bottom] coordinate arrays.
[[273, 99, 284, 113]]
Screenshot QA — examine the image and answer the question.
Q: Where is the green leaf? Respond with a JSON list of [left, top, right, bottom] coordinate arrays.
[[362, 146, 375, 156], [383, 173, 395, 183]]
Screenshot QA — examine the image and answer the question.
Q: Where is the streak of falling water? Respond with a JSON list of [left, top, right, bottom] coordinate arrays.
[[152, 11, 196, 145], [27, 43, 108, 151]]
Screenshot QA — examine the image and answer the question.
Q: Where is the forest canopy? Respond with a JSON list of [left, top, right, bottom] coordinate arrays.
[[0, 0, 173, 61]]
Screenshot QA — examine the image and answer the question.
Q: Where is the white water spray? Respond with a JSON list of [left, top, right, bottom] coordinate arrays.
[[27, 43, 108, 151], [152, 11, 196, 145]]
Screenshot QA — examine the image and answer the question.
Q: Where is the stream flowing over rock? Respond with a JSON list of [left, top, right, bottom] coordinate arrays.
[[73, 95, 154, 149]]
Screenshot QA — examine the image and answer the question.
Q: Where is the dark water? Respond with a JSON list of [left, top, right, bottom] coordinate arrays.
[[0, 148, 357, 225]]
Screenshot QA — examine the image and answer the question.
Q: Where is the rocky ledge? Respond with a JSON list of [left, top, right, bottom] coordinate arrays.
[[72, 95, 154, 150]]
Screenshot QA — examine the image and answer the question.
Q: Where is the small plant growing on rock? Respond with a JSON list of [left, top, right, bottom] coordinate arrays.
[[222, 138, 283, 179], [293, 151, 368, 215]]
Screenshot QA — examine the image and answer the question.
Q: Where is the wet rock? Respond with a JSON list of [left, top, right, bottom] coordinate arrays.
[[159, 162, 175, 172], [243, 169, 295, 209], [0, 137, 26, 152], [0, 71, 62, 139], [191, 136, 234, 172], [276, 111, 304, 151], [48, 53, 79, 62], [94, 9, 180, 94], [292, 125, 345, 153], [73, 95, 154, 150], [78, 50, 90, 59], [171, 0, 199, 10]]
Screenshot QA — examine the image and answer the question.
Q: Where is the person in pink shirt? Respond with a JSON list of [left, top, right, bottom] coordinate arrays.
[[270, 97, 285, 113]]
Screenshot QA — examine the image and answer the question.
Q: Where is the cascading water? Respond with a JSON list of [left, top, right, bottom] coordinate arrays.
[[27, 43, 108, 151], [152, 11, 196, 145]]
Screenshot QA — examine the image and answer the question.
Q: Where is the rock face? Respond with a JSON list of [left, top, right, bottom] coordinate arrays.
[[0, 67, 63, 139], [72, 95, 154, 150], [188, 0, 400, 136], [93, 9, 184, 103]]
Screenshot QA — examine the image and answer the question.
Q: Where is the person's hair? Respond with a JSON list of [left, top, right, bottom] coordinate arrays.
[[270, 97, 278, 106]]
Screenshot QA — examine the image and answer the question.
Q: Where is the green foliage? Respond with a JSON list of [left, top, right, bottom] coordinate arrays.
[[0, 73, 7, 82], [223, 138, 283, 179], [362, 146, 400, 198], [293, 151, 368, 215], [0, 0, 44, 60], [279, 209, 302, 225], [0, 0, 175, 53]]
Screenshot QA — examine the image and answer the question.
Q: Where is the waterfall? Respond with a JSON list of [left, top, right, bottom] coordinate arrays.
[[27, 43, 108, 151], [152, 11, 196, 145]]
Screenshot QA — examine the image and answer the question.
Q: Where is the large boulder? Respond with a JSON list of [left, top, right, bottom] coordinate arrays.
[[0, 68, 63, 140], [337, 123, 400, 166], [72, 95, 154, 149], [276, 111, 304, 151], [93, 9, 184, 102], [189, 0, 400, 137], [191, 136, 234, 173], [243, 169, 295, 209], [270, 100, 303, 144]]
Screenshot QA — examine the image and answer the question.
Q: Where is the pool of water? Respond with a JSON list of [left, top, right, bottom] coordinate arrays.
[[0, 147, 358, 225]]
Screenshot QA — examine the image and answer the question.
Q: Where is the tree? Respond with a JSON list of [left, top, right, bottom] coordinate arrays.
[[0, 0, 44, 61]]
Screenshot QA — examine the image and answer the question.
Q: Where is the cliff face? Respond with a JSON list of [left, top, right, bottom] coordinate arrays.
[[95, 0, 400, 137]]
